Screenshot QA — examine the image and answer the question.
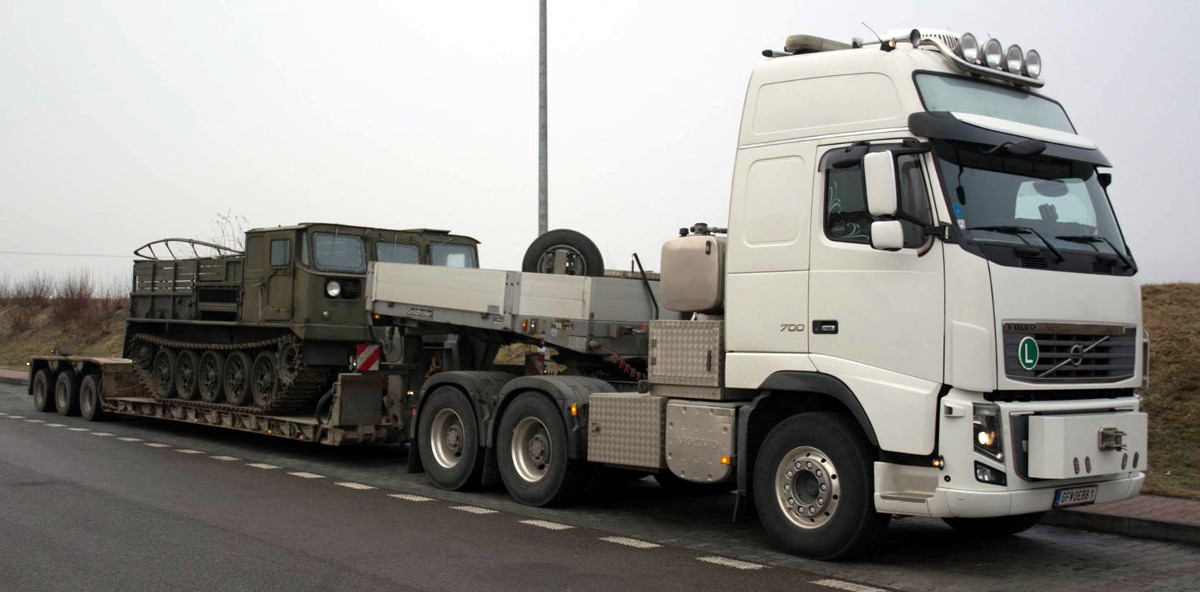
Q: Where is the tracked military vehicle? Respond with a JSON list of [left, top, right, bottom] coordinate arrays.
[[123, 223, 480, 414]]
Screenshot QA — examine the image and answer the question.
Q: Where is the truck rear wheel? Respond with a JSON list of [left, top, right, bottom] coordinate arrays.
[[32, 369, 55, 413], [417, 386, 482, 490], [54, 369, 81, 416], [497, 393, 592, 506], [752, 412, 889, 560], [251, 351, 279, 409], [174, 350, 201, 401], [197, 351, 225, 403], [79, 374, 107, 422], [943, 513, 1044, 538], [223, 352, 253, 406], [521, 229, 605, 277], [152, 349, 176, 398]]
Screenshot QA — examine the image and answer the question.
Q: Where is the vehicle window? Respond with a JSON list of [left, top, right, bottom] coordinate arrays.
[[269, 238, 291, 267], [377, 242, 420, 264], [300, 234, 309, 266], [915, 73, 1075, 133], [430, 243, 477, 268], [824, 154, 932, 248], [312, 232, 366, 273]]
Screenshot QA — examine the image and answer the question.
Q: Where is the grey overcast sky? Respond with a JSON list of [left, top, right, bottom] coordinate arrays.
[[1, 0, 1196, 284]]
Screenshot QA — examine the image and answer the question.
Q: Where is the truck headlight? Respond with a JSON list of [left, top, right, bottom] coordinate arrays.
[[326, 280, 342, 298], [973, 402, 1003, 460]]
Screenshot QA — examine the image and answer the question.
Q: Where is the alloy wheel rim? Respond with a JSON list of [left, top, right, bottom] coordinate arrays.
[[430, 408, 465, 469], [511, 416, 551, 483], [774, 445, 841, 529]]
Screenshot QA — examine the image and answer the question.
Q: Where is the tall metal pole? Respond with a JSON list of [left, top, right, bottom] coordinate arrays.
[[538, 0, 548, 236]]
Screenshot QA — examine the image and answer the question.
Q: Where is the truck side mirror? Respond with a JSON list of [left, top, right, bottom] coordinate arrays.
[[864, 151, 898, 217], [870, 220, 904, 251]]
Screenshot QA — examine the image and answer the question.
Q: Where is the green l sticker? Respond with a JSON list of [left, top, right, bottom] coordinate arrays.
[[1018, 336, 1040, 371]]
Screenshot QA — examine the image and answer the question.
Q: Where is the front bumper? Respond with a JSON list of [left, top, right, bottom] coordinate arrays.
[[931, 472, 1143, 518]]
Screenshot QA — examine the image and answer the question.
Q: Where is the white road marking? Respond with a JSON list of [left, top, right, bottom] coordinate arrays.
[[600, 536, 661, 549], [0, 412, 8, 416], [450, 505, 498, 515], [91, 432, 114, 437], [696, 556, 765, 570], [387, 493, 433, 502], [25, 419, 45, 423], [811, 579, 888, 592], [287, 471, 325, 479], [8, 415, 26, 419], [67, 427, 90, 432], [246, 463, 280, 470], [44, 423, 66, 428], [174, 449, 203, 454], [335, 482, 376, 490], [519, 519, 573, 531], [144, 442, 172, 448], [117, 437, 143, 442], [210, 455, 241, 461]]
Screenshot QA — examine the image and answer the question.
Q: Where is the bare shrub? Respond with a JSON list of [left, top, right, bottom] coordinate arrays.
[[209, 210, 250, 251], [0, 275, 9, 301], [51, 271, 112, 338], [11, 273, 53, 308], [9, 307, 35, 334]]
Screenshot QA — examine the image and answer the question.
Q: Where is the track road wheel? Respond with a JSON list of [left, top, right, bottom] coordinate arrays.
[[223, 352, 253, 407], [752, 412, 889, 560], [943, 513, 1044, 538], [55, 369, 81, 417], [152, 349, 176, 398], [174, 350, 200, 400], [417, 386, 482, 491], [32, 369, 55, 413], [79, 374, 107, 422], [250, 351, 279, 410], [197, 351, 225, 403], [498, 393, 593, 506], [521, 229, 605, 277]]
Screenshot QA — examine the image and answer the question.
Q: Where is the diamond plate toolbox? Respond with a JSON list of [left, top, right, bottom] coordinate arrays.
[[587, 393, 666, 469], [648, 320, 723, 388]]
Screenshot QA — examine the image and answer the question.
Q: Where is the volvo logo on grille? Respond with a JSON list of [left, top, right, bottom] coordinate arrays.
[[1069, 344, 1085, 366]]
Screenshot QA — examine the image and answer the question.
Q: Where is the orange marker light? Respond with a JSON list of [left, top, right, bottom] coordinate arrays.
[[569, 403, 578, 417], [720, 456, 732, 466]]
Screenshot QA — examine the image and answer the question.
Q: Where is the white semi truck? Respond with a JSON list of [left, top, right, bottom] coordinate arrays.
[[30, 28, 1148, 560]]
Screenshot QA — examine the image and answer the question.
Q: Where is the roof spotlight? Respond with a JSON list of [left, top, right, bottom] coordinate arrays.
[[1005, 44, 1024, 73], [909, 29, 922, 48], [959, 32, 980, 63], [1024, 49, 1042, 78], [983, 38, 1004, 69]]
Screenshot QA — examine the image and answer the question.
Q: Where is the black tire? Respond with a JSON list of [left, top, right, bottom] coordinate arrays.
[[250, 351, 279, 409], [174, 350, 201, 401], [752, 412, 890, 560], [197, 351, 225, 403], [653, 471, 735, 495], [943, 513, 1044, 538], [54, 369, 81, 417], [152, 348, 176, 398], [223, 351, 253, 407], [497, 393, 593, 506], [417, 386, 483, 491], [32, 369, 55, 413], [521, 229, 605, 277], [79, 374, 107, 422]]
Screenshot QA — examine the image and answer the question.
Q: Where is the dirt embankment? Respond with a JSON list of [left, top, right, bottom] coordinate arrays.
[[1, 283, 1197, 498]]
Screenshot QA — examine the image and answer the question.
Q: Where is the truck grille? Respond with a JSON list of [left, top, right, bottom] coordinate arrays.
[[1002, 322, 1137, 383]]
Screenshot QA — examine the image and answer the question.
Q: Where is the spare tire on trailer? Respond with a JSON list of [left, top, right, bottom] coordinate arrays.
[[521, 229, 605, 277]]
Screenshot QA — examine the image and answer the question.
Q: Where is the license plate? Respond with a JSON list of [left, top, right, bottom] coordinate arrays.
[[1054, 485, 1099, 508]]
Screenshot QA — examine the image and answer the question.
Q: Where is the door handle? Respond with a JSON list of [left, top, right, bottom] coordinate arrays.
[[812, 320, 839, 335]]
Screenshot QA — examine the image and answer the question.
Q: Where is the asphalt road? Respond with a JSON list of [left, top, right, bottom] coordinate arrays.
[[2, 383, 1198, 592]]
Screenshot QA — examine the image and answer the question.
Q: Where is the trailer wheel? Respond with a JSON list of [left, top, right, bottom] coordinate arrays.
[[417, 386, 483, 490], [497, 393, 592, 506], [521, 229, 605, 277], [54, 369, 81, 416], [79, 374, 108, 422], [223, 352, 253, 407], [152, 349, 177, 398], [32, 369, 55, 413], [197, 351, 225, 403], [943, 513, 1044, 538], [174, 350, 201, 401], [752, 412, 889, 560]]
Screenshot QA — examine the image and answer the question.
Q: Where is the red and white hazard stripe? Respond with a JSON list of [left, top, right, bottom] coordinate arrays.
[[356, 344, 380, 372]]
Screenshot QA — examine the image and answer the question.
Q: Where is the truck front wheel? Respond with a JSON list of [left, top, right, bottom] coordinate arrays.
[[417, 386, 482, 491], [752, 412, 889, 560], [497, 393, 592, 506], [943, 513, 1044, 538]]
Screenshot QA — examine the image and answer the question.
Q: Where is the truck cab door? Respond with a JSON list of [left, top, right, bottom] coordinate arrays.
[[807, 143, 945, 455], [247, 231, 296, 322]]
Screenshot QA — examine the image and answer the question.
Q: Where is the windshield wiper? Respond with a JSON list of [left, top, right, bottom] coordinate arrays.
[[968, 225, 1065, 262], [1055, 235, 1136, 270]]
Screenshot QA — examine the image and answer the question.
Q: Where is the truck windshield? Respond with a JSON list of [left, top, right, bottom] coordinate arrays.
[[933, 143, 1131, 261], [430, 243, 477, 268], [312, 232, 367, 273], [915, 73, 1075, 133]]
